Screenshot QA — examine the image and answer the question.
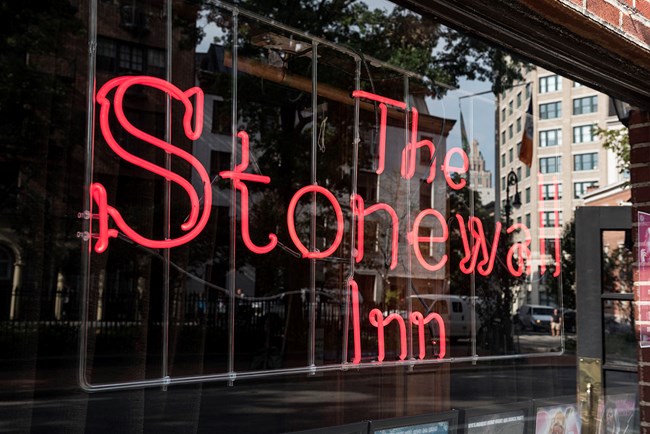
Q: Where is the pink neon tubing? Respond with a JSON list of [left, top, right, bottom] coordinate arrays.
[[552, 177, 561, 277], [369, 309, 407, 362], [471, 218, 502, 277], [410, 311, 446, 360], [399, 108, 437, 182], [351, 90, 407, 110], [456, 214, 482, 275], [349, 279, 362, 364], [506, 223, 532, 276], [219, 131, 277, 254], [91, 76, 211, 253], [287, 185, 344, 259], [352, 195, 399, 270], [409, 209, 448, 272], [352, 90, 408, 175], [442, 147, 469, 190], [400, 108, 436, 182]]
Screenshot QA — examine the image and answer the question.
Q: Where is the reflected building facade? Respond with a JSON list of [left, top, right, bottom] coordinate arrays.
[[498, 67, 628, 307]]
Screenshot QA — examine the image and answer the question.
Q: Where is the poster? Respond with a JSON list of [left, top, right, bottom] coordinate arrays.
[[374, 421, 448, 434], [638, 212, 650, 347], [535, 404, 580, 434], [466, 410, 526, 434], [596, 394, 639, 434]]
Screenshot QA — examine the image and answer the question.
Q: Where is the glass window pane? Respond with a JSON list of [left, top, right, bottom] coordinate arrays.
[[603, 300, 635, 366], [602, 231, 633, 294]]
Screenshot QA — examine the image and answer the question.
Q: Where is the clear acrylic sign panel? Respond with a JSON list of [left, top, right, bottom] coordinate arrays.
[[80, 1, 564, 391]]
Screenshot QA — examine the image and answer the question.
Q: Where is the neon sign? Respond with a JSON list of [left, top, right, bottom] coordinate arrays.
[[90, 76, 561, 364], [91, 76, 212, 253]]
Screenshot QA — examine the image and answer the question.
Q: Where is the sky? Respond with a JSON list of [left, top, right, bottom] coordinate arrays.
[[428, 80, 497, 182]]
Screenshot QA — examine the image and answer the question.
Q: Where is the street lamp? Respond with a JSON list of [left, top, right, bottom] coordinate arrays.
[[504, 169, 521, 227], [612, 98, 632, 127]]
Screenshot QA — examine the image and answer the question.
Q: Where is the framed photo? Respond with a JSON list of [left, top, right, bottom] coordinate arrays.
[[533, 397, 581, 434], [596, 393, 639, 434], [462, 401, 533, 434], [369, 410, 459, 434], [286, 421, 369, 434]]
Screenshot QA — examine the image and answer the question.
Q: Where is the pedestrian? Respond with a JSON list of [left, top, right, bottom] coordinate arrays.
[[551, 308, 561, 336]]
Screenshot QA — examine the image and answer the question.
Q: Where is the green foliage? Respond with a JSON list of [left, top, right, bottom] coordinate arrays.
[[434, 27, 530, 95], [203, 1, 527, 97], [594, 126, 630, 175]]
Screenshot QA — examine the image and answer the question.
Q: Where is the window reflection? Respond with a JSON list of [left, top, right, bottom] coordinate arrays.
[[602, 231, 633, 294], [603, 300, 635, 367]]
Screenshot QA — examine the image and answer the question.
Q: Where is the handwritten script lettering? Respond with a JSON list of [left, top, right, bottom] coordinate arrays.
[[90, 78, 561, 364]]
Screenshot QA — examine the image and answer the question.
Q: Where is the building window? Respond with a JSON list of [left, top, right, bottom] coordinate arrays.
[[539, 156, 561, 173], [418, 227, 434, 257], [509, 100, 513, 115], [119, 45, 144, 72], [573, 81, 583, 88], [525, 187, 531, 203], [541, 183, 563, 200], [539, 129, 562, 147], [539, 75, 561, 93], [501, 153, 506, 167], [525, 83, 532, 99], [573, 95, 598, 115], [526, 165, 530, 178], [517, 92, 522, 108], [419, 180, 432, 209], [525, 213, 531, 228], [574, 181, 598, 198], [572, 125, 595, 143], [97, 36, 165, 76], [517, 167, 522, 181], [501, 177, 506, 191], [502, 131, 506, 144], [501, 108, 506, 121], [516, 117, 521, 133], [544, 238, 558, 254], [210, 151, 231, 178], [147, 49, 166, 77], [97, 38, 117, 71], [211, 100, 230, 134], [419, 141, 432, 164], [509, 148, 513, 162], [539, 101, 562, 119], [541, 211, 563, 227], [573, 152, 598, 171]]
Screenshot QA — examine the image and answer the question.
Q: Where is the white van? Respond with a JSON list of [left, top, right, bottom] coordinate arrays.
[[408, 295, 478, 341]]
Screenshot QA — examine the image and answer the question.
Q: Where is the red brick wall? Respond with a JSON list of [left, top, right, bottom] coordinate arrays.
[[550, 0, 650, 48], [629, 109, 650, 433]]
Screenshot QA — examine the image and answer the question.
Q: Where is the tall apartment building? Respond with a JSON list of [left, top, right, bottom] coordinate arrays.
[[496, 67, 627, 307]]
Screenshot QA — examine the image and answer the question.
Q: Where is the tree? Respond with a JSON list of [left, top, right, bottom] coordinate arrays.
[[199, 1, 528, 97], [595, 126, 630, 175]]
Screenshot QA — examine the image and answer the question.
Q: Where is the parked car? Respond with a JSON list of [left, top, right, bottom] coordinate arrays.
[[409, 295, 478, 341], [514, 304, 556, 332]]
